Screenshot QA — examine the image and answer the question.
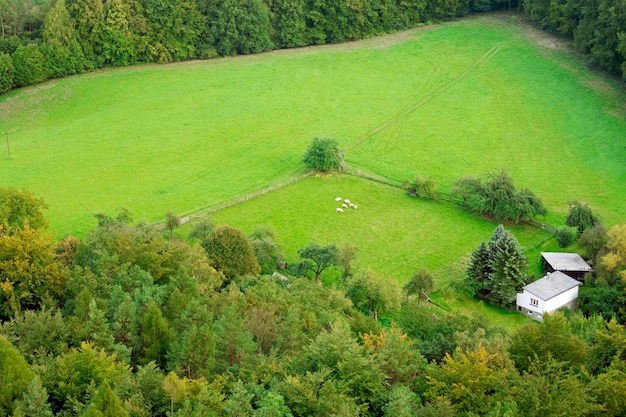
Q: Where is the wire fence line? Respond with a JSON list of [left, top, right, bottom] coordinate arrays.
[[179, 172, 313, 225], [177, 166, 557, 241], [341, 165, 559, 236]]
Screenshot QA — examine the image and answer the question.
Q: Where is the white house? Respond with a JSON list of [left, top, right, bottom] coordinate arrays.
[[516, 271, 582, 321]]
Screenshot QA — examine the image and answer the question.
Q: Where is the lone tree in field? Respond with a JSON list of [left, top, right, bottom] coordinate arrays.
[[302, 137, 341, 172], [298, 243, 339, 283], [467, 225, 528, 306]]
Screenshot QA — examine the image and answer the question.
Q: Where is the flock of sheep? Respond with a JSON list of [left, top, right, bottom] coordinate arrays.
[[335, 197, 358, 213]]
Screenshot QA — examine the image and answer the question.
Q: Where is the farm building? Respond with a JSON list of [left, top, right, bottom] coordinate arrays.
[[516, 271, 582, 321], [541, 252, 592, 281]]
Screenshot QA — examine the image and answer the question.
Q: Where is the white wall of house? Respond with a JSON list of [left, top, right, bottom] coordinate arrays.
[[516, 290, 545, 314], [516, 286, 579, 320], [544, 286, 579, 313]]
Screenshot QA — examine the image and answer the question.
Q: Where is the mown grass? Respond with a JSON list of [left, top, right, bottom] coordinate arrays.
[[0, 13, 624, 238]]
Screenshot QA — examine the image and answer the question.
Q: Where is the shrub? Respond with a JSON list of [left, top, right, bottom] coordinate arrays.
[[407, 176, 439, 199]]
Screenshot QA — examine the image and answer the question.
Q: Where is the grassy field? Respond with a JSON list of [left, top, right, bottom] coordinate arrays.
[[0, 13, 624, 238], [207, 173, 548, 331], [209, 174, 552, 282]]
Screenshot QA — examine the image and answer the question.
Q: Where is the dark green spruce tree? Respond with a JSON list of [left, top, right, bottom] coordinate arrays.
[[485, 225, 528, 306], [467, 225, 528, 306], [466, 241, 492, 298]]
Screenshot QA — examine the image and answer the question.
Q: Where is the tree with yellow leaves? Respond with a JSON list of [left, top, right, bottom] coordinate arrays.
[[602, 224, 626, 282]]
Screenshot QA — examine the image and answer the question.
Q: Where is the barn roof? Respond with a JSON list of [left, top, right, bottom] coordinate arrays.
[[541, 252, 592, 272], [523, 271, 581, 301]]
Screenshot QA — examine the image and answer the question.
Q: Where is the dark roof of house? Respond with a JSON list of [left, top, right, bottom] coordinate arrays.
[[541, 252, 593, 272], [523, 271, 582, 301]]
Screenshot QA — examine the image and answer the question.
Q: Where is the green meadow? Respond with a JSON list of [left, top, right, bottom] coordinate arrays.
[[1, 13, 624, 238]]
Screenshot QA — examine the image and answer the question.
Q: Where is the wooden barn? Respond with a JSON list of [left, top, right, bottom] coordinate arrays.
[[541, 252, 592, 281]]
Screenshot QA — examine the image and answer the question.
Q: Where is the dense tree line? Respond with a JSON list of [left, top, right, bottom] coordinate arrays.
[[521, 0, 626, 78], [0, 0, 519, 94], [2, 187, 626, 416]]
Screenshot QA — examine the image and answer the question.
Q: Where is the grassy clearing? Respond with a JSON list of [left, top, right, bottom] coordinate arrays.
[[208, 173, 550, 329], [0, 13, 624, 237], [210, 174, 552, 282]]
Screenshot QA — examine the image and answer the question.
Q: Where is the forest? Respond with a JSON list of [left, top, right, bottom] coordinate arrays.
[[2, 187, 626, 416], [0, 0, 623, 95]]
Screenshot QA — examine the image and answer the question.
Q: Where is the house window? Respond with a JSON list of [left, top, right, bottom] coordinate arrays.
[[530, 298, 539, 307]]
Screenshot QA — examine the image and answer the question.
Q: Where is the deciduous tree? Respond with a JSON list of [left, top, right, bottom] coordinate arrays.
[[204, 225, 260, 280], [297, 243, 338, 283], [566, 200, 600, 235], [0, 223, 66, 318], [302, 137, 341, 172], [452, 169, 546, 223], [0, 187, 48, 230], [347, 270, 400, 320], [249, 227, 284, 275], [578, 222, 609, 261], [165, 211, 180, 238], [198, 0, 273, 56], [601, 224, 626, 282], [403, 269, 435, 304]]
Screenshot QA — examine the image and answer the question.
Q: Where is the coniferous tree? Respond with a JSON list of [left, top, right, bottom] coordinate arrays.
[[84, 299, 115, 352], [466, 241, 492, 298], [213, 304, 256, 373], [101, 0, 136, 66], [13, 376, 54, 417], [82, 380, 130, 417], [0, 52, 13, 93], [467, 225, 527, 306], [485, 225, 528, 306], [71, 0, 106, 68], [140, 301, 174, 367]]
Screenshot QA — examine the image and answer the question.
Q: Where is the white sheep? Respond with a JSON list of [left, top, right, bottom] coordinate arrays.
[[342, 203, 348, 208], [335, 197, 343, 201], [349, 203, 355, 208], [336, 208, 344, 213], [353, 205, 358, 210], [344, 199, 350, 204]]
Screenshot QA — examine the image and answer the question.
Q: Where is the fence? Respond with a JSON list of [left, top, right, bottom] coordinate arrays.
[[181, 172, 313, 224]]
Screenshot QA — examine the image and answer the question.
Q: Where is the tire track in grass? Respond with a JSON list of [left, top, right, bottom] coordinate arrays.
[[347, 41, 509, 152]]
